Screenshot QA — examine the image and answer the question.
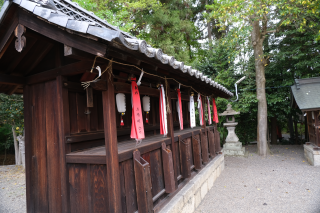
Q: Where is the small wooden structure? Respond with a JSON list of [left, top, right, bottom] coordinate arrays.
[[291, 77, 320, 147], [0, 0, 232, 212]]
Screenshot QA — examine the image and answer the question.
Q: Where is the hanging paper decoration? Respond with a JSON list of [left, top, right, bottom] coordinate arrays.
[[212, 98, 219, 123], [116, 93, 126, 126], [159, 84, 168, 136], [130, 78, 145, 142], [142, 96, 150, 123], [197, 93, 204, 126], [176, 88, 183, 130], [207, 97, 212, 125], [189, 95, 196, 128]]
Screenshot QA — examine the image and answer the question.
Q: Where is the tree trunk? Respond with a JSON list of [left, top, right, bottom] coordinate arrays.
[[251, 20, 268, 157], [206, 0, 212, 49], [287, 115, 294, 143], [12, 126, 21, 165], [271, 117, 277, 144], [17, 133, 25, 168]]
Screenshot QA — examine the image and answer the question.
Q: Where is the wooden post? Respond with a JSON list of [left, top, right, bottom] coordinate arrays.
[[161, 143, 175, 193], [56, 76, 71, 213], [192, 132, 202, 170], [23, 85, 34, 213], [133, 150, 153, 213], [179, 136, 191, 178], [202, 95, 207, 129], [201, 96, 209, 163], [208, 129, 216, 158], [166, 85, 178, 189], [102, 73, 122, 213], [200, 129, 209, 164], [213, 123, 221, 153]]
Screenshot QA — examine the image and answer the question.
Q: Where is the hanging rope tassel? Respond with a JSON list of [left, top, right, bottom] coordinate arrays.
[[120, 115, 124, 126], [146, 113, 149, 123]]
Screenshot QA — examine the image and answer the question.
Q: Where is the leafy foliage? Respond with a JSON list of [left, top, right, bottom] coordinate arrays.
[[0, 124, 13, 153], [0, 94, 24, 153]]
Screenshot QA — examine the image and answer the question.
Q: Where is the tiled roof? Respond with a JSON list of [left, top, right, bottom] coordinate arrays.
[[0, 0, 233, 97], [291, 77, 320, 110]]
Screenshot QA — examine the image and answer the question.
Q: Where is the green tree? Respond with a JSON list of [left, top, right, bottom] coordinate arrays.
[[207, 0, 320, 156]]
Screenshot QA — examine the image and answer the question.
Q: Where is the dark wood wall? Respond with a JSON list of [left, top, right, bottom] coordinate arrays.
[[307, 110, 320, 147]]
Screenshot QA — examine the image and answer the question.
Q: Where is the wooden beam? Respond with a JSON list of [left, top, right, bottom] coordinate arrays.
[[0, 34, 14, 60], [64, 44, 95, 61], [7, 85, 20, 95], [26, 61, 92, 85], [114, 82, 160, 97], [0, 73, 25, 85], [24, 43, 54, 75], [101, 73, 122, 212], [0, 12, 18, 59], [6, 37, 37, 74], [18, 9, 107, 57]]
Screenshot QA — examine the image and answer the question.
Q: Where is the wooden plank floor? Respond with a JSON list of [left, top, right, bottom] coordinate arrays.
[[66, 127, 214, 164]]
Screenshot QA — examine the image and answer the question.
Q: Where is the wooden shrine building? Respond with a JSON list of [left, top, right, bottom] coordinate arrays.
[[291, 77, 320, 166], [0, 0, 233, 212]]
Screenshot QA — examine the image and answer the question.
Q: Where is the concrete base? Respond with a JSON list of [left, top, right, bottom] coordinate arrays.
[[222, 142, 245, 156], [160, 154, 225, 213], [304, 143, 320, 166]]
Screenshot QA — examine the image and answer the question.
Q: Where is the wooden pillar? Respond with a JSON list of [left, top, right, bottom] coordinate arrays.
[[56, 76, 71, 213], [305, 113, 308, 142], [166, 85, 178, 189], [23, 85, 34, 213], [102, 73, 122, 213], [24, 79, 68, 213]]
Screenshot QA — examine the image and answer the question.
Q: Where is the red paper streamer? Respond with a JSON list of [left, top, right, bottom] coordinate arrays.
[[130, 78, 145, 140], [177, 89, 183, 130], [212, 98, 219, 123]]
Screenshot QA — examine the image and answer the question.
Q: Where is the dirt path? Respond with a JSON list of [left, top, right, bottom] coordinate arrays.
[[195, 145, 320, 213]]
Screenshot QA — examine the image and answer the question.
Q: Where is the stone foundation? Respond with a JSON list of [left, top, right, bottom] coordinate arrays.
[[160, 154, 224, 213], [222, 142, 245, 156], [304, 143, 320, 166]]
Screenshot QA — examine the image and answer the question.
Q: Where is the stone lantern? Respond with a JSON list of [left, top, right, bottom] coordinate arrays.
[[219, 104, 245, 156]]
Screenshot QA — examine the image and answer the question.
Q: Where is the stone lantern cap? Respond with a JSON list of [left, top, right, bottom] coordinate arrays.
[[219, 104, 240, 116]]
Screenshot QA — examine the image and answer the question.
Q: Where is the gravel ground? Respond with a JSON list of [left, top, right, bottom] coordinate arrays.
[[0, 145, 319, 213], [0, 165, 26, 213], [195, 145, 320, 213]]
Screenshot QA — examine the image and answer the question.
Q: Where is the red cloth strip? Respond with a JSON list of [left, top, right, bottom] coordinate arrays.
[[212, 98, 219, 123], [159, 85, 167, 135], [177, 89, 184, 130], [130, 78, 145, 140]]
